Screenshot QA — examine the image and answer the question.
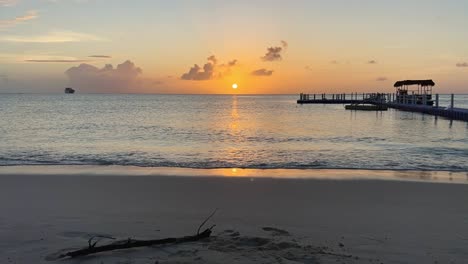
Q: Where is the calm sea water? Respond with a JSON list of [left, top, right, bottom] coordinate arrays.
[[0, 94, 467, 171]]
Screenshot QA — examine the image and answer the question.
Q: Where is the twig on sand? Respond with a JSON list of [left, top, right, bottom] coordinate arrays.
[[197, 208, 218, 235], [55, 210, 218, 259], [88, 235, 115, 248]]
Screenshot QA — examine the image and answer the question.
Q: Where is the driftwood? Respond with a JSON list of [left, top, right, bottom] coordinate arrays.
[[57, 209, 217, 259]]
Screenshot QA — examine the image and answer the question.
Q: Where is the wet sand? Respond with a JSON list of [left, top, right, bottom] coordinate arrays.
[[1, 172, 468, 263]]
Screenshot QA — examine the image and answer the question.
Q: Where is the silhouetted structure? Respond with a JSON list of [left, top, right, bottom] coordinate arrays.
[[394, 79, 434, 106], [297, 79, 468, 121], [394, 80, 435, 87], [65, 87, 75, 94]]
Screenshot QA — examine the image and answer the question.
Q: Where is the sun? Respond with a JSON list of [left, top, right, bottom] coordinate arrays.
[[232, 83, 238, 89]]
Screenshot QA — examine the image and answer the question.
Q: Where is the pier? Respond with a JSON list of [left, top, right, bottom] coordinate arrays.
[[298, 80, 468, 121], [298, 93, 468, 122]]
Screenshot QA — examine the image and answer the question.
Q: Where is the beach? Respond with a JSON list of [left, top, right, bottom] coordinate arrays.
[[2, 169, 468, 263], [3, 1, 468, 263]]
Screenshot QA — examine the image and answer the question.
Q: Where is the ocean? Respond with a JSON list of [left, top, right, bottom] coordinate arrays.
[[1, 94, 467, 171]]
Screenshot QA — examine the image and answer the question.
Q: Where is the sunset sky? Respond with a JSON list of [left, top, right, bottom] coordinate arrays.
[[1, 0, 468, 94]]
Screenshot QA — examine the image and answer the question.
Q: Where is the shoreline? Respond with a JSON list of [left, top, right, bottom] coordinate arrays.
[[1, 165, 467, 184]]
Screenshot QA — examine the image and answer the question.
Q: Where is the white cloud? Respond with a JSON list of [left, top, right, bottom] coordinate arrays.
[[0, 30, 105, 43]]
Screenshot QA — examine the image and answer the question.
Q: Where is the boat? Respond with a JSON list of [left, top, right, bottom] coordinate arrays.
[[345, 104, 388, 111], [65, 87, 75, 94], [394, 80, 434, 106]]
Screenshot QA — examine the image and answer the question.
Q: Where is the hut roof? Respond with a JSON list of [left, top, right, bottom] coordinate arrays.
[[394, 80, 435, 87]]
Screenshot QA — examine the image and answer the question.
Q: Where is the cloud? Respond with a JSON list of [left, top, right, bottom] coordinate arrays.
[[181, 55, 237, 81], [89, 55, 112, 58], [1, 30, 105, 43], [23, 55, 90, 63], [281, 40, 288, 48], [330, 60, 339, 64], [260, 41, 288, 62], [65, 60, 142, 92], [227, 59, 237, 66], [0, 10, 38, 29], [25, 59, 90, 63], [0, 0, 18, 6], [207, 55, 217, 65], [261, 46, 283, 61], [456, 62, 468, 67], [376, 77, 388, 81], [368, 60, 377, 64], [181, 63, 213, 81], [0, 53, 92, 63], [251, 68, 273, 76]]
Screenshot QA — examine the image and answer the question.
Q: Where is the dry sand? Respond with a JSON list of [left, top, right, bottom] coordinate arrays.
[[1, 170, 468, 263]]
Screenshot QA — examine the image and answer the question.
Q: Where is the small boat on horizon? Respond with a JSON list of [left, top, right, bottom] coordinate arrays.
[[64, 87, 75, 94]]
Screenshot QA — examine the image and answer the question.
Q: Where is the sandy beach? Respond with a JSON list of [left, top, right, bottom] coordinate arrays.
[[3, 0, 468, 263], [1, 169, 468, 263]]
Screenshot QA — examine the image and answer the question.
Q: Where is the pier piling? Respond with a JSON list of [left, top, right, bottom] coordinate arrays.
[[451, 94, 454, 109]]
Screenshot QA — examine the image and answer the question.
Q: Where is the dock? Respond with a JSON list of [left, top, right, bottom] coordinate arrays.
[[298, 80, 468, 121], [298, 92, 468, 121]]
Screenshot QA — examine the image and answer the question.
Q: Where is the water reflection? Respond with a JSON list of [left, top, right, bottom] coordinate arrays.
[[2, 166, 467, 184], [230, 95, 239, 132], [222, 96, 243, 165]]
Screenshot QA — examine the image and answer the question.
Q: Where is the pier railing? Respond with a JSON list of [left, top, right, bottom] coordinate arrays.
[[297, 93, 468, 121]]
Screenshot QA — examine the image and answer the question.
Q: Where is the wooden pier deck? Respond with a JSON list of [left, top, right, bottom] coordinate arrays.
[[297, 93, 468, 122], [386, 102, 468, 121]]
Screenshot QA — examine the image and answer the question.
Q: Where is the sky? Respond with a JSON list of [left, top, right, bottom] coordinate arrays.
[[1, 0, 468, 94]]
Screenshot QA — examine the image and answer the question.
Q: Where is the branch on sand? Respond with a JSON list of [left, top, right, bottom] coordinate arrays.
[[56, 209, 218, 259]]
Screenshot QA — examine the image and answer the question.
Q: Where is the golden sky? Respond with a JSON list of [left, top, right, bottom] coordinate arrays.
[[1, 0, 468, 94]]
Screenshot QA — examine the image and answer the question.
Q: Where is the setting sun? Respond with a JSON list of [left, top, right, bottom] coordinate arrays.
[[232, 83, 238, 89]]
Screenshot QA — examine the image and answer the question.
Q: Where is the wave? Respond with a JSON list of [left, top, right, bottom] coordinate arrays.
[[1, 157, 466, 172]]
